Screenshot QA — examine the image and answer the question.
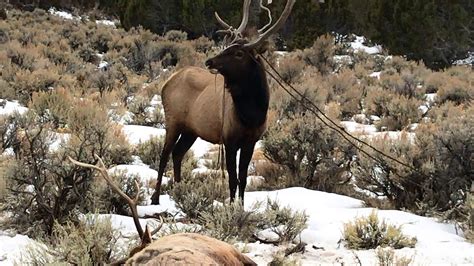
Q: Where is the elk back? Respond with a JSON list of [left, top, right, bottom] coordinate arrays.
[[126, 233, 256, 265]]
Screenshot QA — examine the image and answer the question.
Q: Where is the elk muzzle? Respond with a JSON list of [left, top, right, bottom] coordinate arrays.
[[205, 58, 220, 74]]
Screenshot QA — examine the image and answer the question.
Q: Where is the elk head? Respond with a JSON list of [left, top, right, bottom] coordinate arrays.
[[206, 0, 296, 80]]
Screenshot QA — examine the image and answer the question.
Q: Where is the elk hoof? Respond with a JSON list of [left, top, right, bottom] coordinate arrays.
[[150, 192, 160, 205]]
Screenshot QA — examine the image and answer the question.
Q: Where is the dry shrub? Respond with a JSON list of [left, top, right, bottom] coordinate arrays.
[[24, 215, 122, 265], [269, 251, 300, 266], [384, 56, 410, 73], [327, 68, 358, 98], [89, 66, 121, 96], [300, 34, 335, 75], [30, 88, 73, 129], [6, 40, 38, 71], [437, 76, 472, 105], [91, 26, 113, 53], [343, 210, 417, 250], [252, 160, 288, 190], [135, 135, 166, 169], [0, 79, 15, 100], [327, 69, 362, 119], [424, 71, 446, 93], [376, 247, 413, 266], [272, 70, 328, 115], [0, 155, 9, 201], [191, 36, 214, 53], [353, 135, 424, 209], [416, 109, 473, 216], [257, 198, 308, 243], [87, 171, 147, 215], [2, 98, 132, 236], [126, 38, 200, 77], [199, 198, 307, 244], [263, 113, 355, 192], [199, 201, 260, 242], [365, 86, 394, 117], [467, 188, 474, 242], [376, 95, 422, 131], [380, 73, 405, 95], [66, 98, 133, 165], [0, 114, 17, 152], [355, 107, 472, 215], [445, 65, 472, 82], [164, 30, 188, 42], [169, 172, 227, 221], [277, 55, 305, 84], [11, 68, 62, 105], [127, 94, 164, 127], [366, 88, 422, 130], [325, 101, 342, 121]]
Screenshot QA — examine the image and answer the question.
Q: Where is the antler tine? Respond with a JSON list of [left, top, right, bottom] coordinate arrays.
[[215, 0, 251, 45], [214, 11, 232, 29], [236, 0, 252, 33], [68, 155, 144, 237], [150, 216, 164, 236], [244, 0, 296, 49], [258, 0, 273, 34]]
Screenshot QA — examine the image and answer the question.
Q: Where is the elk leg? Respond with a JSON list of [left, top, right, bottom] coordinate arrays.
[[172, 132, 197, 183], [151, 129, 180, 205], [238, 142, 256, 203], [225, 145, 238, 202]]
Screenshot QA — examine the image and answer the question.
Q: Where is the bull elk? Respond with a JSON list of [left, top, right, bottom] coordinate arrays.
[[69, 155, 256, 265], [150, 0, 296, 205]]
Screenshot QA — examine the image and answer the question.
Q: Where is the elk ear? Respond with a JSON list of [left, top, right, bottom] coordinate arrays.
[[255, 40, 270, 54]]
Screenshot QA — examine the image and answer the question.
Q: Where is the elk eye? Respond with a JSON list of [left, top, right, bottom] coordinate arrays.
[[235, 50, 244, 58]]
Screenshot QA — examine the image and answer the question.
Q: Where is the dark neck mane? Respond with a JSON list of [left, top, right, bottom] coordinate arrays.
[[225, 57, 269, 128]]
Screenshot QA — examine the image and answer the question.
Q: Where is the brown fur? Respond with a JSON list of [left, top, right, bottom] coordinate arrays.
[[126, 233, 256, 266]]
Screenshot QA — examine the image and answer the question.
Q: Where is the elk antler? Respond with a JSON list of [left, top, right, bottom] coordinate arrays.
[[215, 0, 251, 33], [258, 0, 273, 34], [215, 0, 251, 44], [244, 0, 296, 49], [215, 0, 295, 48], [68, 155, 154, 238]]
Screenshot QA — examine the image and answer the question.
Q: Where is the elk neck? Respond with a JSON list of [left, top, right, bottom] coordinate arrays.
[[224, 57, 269, 128]]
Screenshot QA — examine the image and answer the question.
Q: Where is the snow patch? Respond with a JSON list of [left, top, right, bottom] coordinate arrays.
[[108, 165, 170, 186], [453, 51, 474, 66], [350, 36, 382, 55], [243, 187, 474, 265], [0, 231, 39, 265], [48, 8, 80, 20], [138, 195, 181, 217], [425, 93, 437, 103], [49, 132, 71, 152], [96, 19, 116, 27], [341, 121, 377, 135], [191, 138, 213, 158], [369, 71, 381, 79], [121, 125, 165, 145], [0, 100, 28, 116]]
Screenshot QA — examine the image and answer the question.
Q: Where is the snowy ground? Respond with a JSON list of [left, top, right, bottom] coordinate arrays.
[[2, 95, 474, 264], [0, 12, 472, 263], [2, 188, 473, 265], [243, 188, 474, 265]]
